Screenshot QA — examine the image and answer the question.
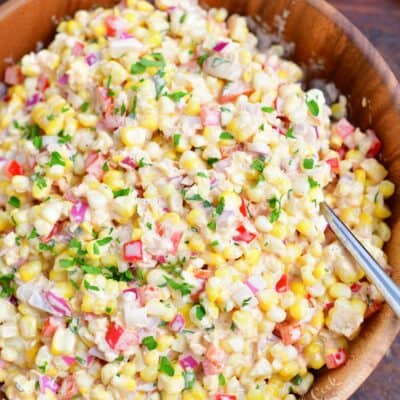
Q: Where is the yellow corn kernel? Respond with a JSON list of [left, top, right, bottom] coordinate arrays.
[[279, 361, 299, 380], [53, 281, 75, 299], [18, 260, 42, 282], [120, 362, 137, 377], [103, 170, 125, 191], [139, 113, 158, 131], [136, 0, 154, 11], [157, 334, 174, 352], [222, 245, 238, 260], [203, 252, 225, 268], [186, 209, 204, 227], [131, 228, 142, 240], [354, 169, 366, 184], [345, 149, 363, 163], [257, 290, 279, 312], [291, 281, 307, 297], [304, 342, 325, 369], [328, 282, 351, 299], [339, 207, 359, 226], [288, 298, 308, 320], [296, 220, 313, 238], [270, 222, 287, 239], [330, 134, 343, 150], [19, 315, 38, 338], [77, 113, 98, 128], [145, 30, 162, 47], [188, 236, 205, 252], [49, 268, 68, 282], [376, 221, 391, 242], [186, 98, 200, 116], [311, 308, 324, 330], [373, 203, 391, 219], [144, 350, 160, 367], [182, 384, 207, 400], [244, 248, 261, 266], [51, 328, 76, 356], [0, 211, 12, 232], [140, 366, 158, 382], [159, 212, 181, 226], [379, 180, 395, 198], [359, 212, 373, 227]]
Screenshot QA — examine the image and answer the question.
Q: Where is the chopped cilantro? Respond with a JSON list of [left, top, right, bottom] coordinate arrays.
[[84, 280, 100, 291], [308, 176, 319, 188], [80, 101, 89, 112], [162, 275, 193, 296], [197, 172, 207, 178], [218, 373, 226, 386], [207, 220, 216, 231], [173, 134, 181, 147], [0, 274, 15, 298], [179, 13, 187, 23], [303, 158, 314, 169], [195, 304, 206, 320], [251, 157, 265, 173], [113, 188, 130, 198], [241, 297, 252, 307], [306, 98, 319, 116], [165, 91, 187, 102], [219, 131, 234, 140], [159, 356, 174, 377], [286, 127, 295, 139], [261, 106, 274, 113], [8, 196, 20, 208], [142, 336, 158, 350], [28, 228, 39, 239], [207, 157, 219, 166], [48, 151, 65, 167], [215, 197, 225, 215], [198, 54, 209, 66]]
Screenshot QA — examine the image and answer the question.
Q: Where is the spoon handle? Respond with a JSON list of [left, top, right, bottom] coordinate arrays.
[[321, 202, 400, 318]]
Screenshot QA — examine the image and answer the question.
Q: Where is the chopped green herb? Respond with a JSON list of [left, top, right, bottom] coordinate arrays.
[[179, 13, 187, 23], [102, 162, 109, 172], [159, 356, 175, 377], [218, 373, 226, 386], [306, 98, 319, 116], [163, 275, 193, 296], [130, 94, 137, 117], [207, 220, 216, 231], [146, 222, 152, 230], [142, 336, 158, 350], [215, 197, 225, 215], [113, 188, 130, 198], [131, 53, 166, 75], [286, 127, 295, 139], [81, 265, 102, 275], [47, 114, 55, 121], [23, 124, 42, 150], [80, 101, 89, 112], [138, 158, 152, 168], [97, 237, 112, 246], [197, 172, 207, 178], [57, 130, 72, 144], [0, 274, 15, 298], [219, 131, 234, 140], [303, 158, 314, 169], [210, 240, 219, 247], [195, 304, 206, 320], [198, 54, 209, 66], [104, 266, 134, 282], [84, 280, 100, 291], [28, 228, 39, 239], [173, 134, 181, 147], [230, 322, 236, 331], [48, 151, 65, 167], [268, 195, 283, 223], [39, 240, 55, 252], [160, 258, 186, 278], [59, 259, 75, 268], [38, 362, 48, 373], [183, 370, 195, 390], [32, 173, 47, 189], [241, 297, 252, 307], [261, 106, 274, 113], [207, 157, 219, 166], [308, 176, 319, 188], [251, 157, 265, 173], [186, 194, 203, 201], [291, 374, 303, 386], [8, 196, 20, 208], [165, 91, 188, 102]]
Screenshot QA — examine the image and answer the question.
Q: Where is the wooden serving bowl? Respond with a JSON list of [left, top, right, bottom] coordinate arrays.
[[0, 0, 399, 398]]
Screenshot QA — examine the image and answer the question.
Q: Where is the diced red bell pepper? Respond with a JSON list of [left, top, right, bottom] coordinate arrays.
[[350, 282, 362, 293], [105, 16, 125, 37], [324, 301, 334, 311], [42, 317, 62, 337], [366, 131, 382, 158], [5, 160, 24, 177], [58, 375, 79, 400], [85, 152, 106, 180], [239, 196, 248, 217], [4, 65, 24, 85], [233, 225, 256, 243], [219, 81, 253, 104], [326, 349, 348, 369], [37, 74, 49, 92], [365, 300, 383, 318], [41, 221, 63, 243], [123, 240, 143, 262], [274, 322, 301, 345], [72, 41, 85, 56], [200, 104, 221, 126], [105, 322, 138, 350], [215, 394, 237, 400], [326, 157, 339, 174], [275, 274, 288, 293], [337, 146, 348, 160], [335, 118, 355, 138]]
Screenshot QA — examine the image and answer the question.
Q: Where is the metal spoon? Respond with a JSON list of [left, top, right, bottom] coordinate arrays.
[[320, 202, 400, 318]]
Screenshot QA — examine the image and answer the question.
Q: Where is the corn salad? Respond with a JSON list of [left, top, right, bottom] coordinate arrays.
[[0, 0, 394, 399]]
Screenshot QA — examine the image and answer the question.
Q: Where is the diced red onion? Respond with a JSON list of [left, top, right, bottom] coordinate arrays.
[[120, 31, 133, 39], [57, 73, 69, 86], [156, 255, 166, 264], [70, 200, 88, 223], [179, 354, 199, 370], [213, 41, 229, 52], [40, 376, 59, 394], [0, 82, 7, 99], [26, 92, 41, 107], [62, 356, 75, 366], [100, 114, 125, 131], [169, 313, 185, 332], [214, 159, 231, 172], [121, 156, 137, 169], [44, 290, 72, 317], [244, 280, 259, 294], [88, 346, 108, 361], [85, 53, 98, 66], [122, 287, 138, 299], [313, 125, 320, 139], [86, 355, 95, 365]]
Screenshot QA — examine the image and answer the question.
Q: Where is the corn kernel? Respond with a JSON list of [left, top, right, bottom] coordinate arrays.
[[18, 260, 42, 282]]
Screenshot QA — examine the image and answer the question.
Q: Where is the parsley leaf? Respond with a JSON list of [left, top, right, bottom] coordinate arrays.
[[48, 151, 65, 167], [308, 176, 319, 188], [215, 197, 225, 215], [163, 275, 193, 296], [84, 280, 100, 291], [113, 188, 130, 198], [195, 304, 206, 320], [306, 98, 319, 117], [251, 157, 265, 173], [286, 127, 295, 139], [218, 373, 226, 386], [159, 356, 175, 377], [165, 91, 187, 102], [8, 196, 20, 208], [173, 134, 181, 147], [219, 131, 234, 140], [303, 158, 314, 169], [0, 274, 15, 298], [142, 336, 158, 350], [207, 220, 216, 231], [261, 106, 274, 113]]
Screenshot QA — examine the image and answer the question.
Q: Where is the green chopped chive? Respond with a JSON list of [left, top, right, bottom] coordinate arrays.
[[84, 280, 100, 291]]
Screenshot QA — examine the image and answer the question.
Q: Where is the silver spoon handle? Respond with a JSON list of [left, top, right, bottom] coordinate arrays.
[[321, 202, 400, 318]]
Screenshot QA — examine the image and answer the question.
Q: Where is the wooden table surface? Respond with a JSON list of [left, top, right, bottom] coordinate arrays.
[[0, 0, 399, 399], [325, 3, 400, 399]]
